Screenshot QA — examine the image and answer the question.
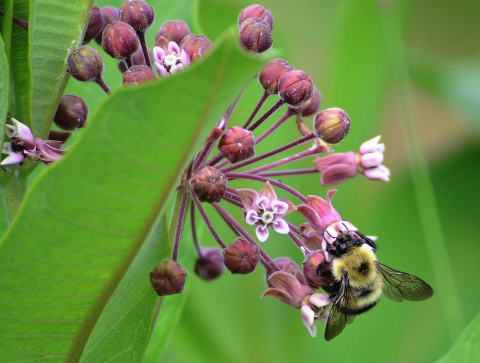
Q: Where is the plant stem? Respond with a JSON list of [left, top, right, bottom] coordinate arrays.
[[380, 3, 465, 339], [0, 166, 27, 223], [190, 192, 227, 249], [246, 148, 321, 175], [190, 200, 202, 258], [243, 91, 269, 128], [138, 32, 152, 68], [256, 168, 318, 177], [95, 76, 111, 95], [248, 99, 284, 132], [255, 109, 293, 144], [172, 191, 189, 261], [224, 172, 307, 203], [0, 9, 28, 30]]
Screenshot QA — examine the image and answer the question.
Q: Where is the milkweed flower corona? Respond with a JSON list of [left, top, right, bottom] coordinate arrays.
[[15, 0, 433, 345]]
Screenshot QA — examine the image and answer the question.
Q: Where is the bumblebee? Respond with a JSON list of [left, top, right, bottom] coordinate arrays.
[[318, 231, 434, 341]]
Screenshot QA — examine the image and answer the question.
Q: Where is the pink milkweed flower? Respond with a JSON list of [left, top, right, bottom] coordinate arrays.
[[262, 270, 331, 338], [153, 40, 190, 77], [237, 181, 296, 242], [314, 135, 390, 186], [297, 190, 358, 262], [1, 119, 68, 166]]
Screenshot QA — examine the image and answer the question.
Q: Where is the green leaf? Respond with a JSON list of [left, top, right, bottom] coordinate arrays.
[[0, 32, 9, 143], [30, 0, 93, 138], [436, 313, 480, 363], [0, 28, 267, 361], [79, 214, 167, 362]]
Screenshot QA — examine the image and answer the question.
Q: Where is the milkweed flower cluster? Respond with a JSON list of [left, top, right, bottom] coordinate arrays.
[[4, 1, 394, 341]]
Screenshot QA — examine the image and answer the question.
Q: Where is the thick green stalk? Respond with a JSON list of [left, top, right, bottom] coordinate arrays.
[[0, 166, 27, 223], [1, 0, 14, 62], [379, 3, 466, 340]]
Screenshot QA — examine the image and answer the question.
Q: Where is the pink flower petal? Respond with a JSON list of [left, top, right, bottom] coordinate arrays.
[[320, 163, 358, 186], [377, 164, 390, 177], [259, 181, 277, 202], [267, 271, 312, 307], [170, 63, 184, 74], [155, 62, 169, 77], [256, 224, 270, 242], [261, 288, 294, 306], [314, 152, 356, 172], [277, 198, 297, 216], [306, 191, 341, 233], [11, 118, 34, 141], [272, 218, 289, 234], [237, 188, 259, 211], [180, 49, 190, 66], [256, 196, 270, 210], [297, 204, 323, 234], [301, 305, 317, 338], [167, 41, 181, 54], [359, 135, 381, 154], [153, 46, 166, 61], [360, 152, 384, 168]]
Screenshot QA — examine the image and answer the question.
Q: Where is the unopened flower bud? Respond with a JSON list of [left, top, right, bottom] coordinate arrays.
[[314, 107, 351, 144], [238, 17, 273, 53], [67, 46, 104, 82], [258, 58, 294, 95], [303, 231, 323, 250], [302, 251, 334, 290], [122, 65, 156, 85], [156, 20, 191, 45], [238, 4, 274, 30], [218, 126, 254, 163], [194, 248, 225, 281], [190, 166, 227, 203], [150, 259, 187, 296], [223, 238, 260, 274], [95, 6, 120, 45], [84, 4, 105, 43], [292, 86, 321, 117], [278, 70, 313, 108], [102, 21, 139, 60], [54, 94, 89, 131], [119, 0, 154, 34], [180, 34, 213, 62]]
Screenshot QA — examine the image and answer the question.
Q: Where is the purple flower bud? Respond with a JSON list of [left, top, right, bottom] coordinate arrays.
[[223, 238, 260, 274], [258, 58, 294, 95], [67, 46, 104, 82], [292, 86, 321, 117], [95, 6, 120, 45], [54, 94, 89, 131], [313, 107, 351, 144], [102, 21, 139, 60], [190, 166, 227, 203], [218, 126, 255, 163], [156, 20, 191, 45], [150, 259, 187, 296], [278, 70, 313, 108], [302, 250, 333, 290], [238, 4, 274, 30], [122, 65, 156, 85], [180, 34, 213, 62], [119, 0, 154, 34], [238, 17, 273, 53], [84, 4, 105, 43], [194, 247, 225, 281]]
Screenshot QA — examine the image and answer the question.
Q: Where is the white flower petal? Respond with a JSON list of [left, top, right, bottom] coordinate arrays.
[[272, 218, 289, 234], [336, 220, 357, 233], [0, 152, 24, 165], [168, 41, 181, 54], [364, 166, 390, 181], [153, 46, 166, 61], [2, 142, 12, 154], [359, 135, 381, 155], [170, 63, 184, 74], [324, 226, 338, 244], [360, 152, 384, 168], [309, 293, 330, 308], [180, 49, 190, 66], [272, 200, 289, 215], [321, 239, 327, 251], [155, 62, 169, 77], [300, 305, 316, 338], [256, 196, 270, 210]]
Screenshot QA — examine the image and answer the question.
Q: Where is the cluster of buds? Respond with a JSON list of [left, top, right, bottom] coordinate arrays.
[[145, 4, 391, 340]]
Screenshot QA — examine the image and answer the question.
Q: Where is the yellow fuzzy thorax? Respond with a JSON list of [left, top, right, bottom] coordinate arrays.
[[332, 244, 377, 288]]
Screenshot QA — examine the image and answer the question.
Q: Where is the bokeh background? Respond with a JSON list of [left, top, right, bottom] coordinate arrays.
[[64, 0, 480, 362]]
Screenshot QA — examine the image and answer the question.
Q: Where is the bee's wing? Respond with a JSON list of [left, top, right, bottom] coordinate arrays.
[[324, 274, 357, 341], [375, 262, 434, 302]]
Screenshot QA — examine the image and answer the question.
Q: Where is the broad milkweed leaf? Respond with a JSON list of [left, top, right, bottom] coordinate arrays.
[[436, 313, 480, 363], [0, 28, 268, 362], [30, 0, 93, 138]]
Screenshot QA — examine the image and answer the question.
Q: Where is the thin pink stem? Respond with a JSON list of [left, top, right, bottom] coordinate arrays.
[[138, 32, 152, 68], [211, 203, 280, 272], [256, 168, 318, 177], [255, 109, 294, 144], [172, 192, 189, 261], [246, 148, 320, 175], [248, 99, 285, 132], [95, 76, 111, 95], [0, 9, 28, 30], [221, 133, 315, 173], [190, 200, 203, 258], [243, 91, 269, 128], [190, 192, 227, 249], [225, 172, 307, 203], [288, 231, 309, 254]]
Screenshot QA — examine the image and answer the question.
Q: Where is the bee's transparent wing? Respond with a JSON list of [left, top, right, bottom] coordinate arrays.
[[324, 274, 356, 341], [375, 262, 434, 302]]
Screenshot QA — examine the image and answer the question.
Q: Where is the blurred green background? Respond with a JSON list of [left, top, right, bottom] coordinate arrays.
[[66, 0, 480, 362]]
